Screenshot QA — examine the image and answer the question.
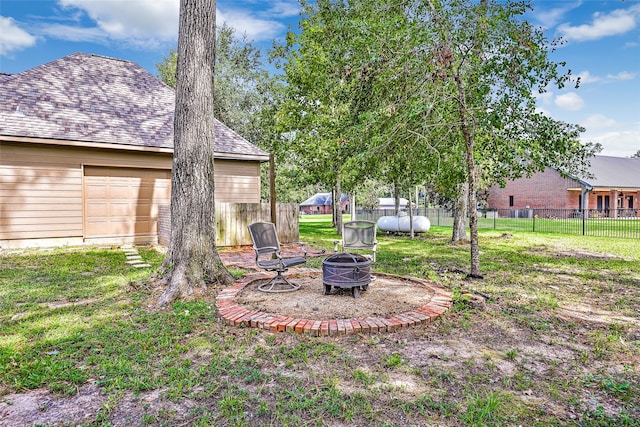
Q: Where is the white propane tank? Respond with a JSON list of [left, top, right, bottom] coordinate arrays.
[[377, 215, 431, 233]]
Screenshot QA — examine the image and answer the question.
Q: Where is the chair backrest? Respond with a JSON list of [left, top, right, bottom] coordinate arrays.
[[342, 220, 376, 250], [248, 222, 281, 255]]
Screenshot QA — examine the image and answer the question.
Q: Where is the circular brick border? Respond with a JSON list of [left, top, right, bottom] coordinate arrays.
[[216, 268, 452, 336]]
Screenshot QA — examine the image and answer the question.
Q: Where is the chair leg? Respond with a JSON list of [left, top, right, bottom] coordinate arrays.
[[257, 270, 301, 293]]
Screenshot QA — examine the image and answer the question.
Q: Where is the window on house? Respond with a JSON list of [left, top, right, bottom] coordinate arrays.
[[627, 196, 633, 209], [509, 196, 514, 207]]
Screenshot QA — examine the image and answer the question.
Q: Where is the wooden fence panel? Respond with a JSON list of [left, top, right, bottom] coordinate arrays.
[[275, 203, 299, 243], [215, 202, 299, 246], [159, 202, 299, 247]]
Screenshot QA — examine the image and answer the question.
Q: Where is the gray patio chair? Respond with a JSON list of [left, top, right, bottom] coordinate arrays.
[[333, 220, 378, 262], [247, 221, 307, 292]]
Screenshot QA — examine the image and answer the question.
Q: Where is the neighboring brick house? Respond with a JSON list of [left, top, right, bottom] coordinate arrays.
[[300, 193, 350, 214], [486, 155, 640, 217], [0, 53, 269, 248]]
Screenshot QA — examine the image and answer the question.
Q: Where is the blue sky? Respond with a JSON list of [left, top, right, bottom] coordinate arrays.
[[1, 0, 638, 157]]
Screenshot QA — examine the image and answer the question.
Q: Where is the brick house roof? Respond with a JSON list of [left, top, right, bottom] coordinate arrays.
[[577, 155, 640, 189], [300, 193, 350, 207], [0, 52, 268, 160]]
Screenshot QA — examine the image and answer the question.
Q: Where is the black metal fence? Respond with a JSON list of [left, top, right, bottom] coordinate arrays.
[[357, 208, 640, 239]]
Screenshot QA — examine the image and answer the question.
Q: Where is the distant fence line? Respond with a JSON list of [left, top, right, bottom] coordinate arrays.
[[159, 203, 299, 247], [356, 208, 640, 240]]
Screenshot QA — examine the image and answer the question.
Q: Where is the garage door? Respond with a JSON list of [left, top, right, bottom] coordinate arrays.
[[84, 166, 171, 238]]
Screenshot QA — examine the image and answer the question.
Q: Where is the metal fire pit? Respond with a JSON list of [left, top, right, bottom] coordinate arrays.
[[322, 252, 371, 298]]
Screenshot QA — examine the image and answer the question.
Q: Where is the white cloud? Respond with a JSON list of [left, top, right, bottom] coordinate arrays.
[[6, 0, 293, 53], [58, 0, 179, 47], [533, 90, 554, 104], [535, 106, 552, 117], [558, 4, 640, 42], [575, 70, 601, 84], [573, 70, 636, 85], [39, 23, 106, 43], [217, 9, 285, 41], [554, 92, 585, 111], [265, 1, 301, 19], [532, 1, 582, 28], [580, 114, 617, 130], [606, 71, 636, 81], [0, 16, 38, 56], [581, 129, 640, 157]]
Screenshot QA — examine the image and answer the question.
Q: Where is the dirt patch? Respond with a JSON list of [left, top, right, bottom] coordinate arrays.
[[556, 303, 640, 326], [0, 384, 197, 427], [234, 271, 436, 319], [528, 246, 622, 261]]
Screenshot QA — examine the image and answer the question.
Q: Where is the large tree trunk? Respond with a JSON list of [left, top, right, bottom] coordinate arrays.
[[451, 182, 468, 242], [159, 0, 234, 306]]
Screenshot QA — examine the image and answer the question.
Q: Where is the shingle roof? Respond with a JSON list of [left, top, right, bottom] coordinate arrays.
[[300, 193, 332, 206], [0, 52, 268, 160], [300, 193, 349, 206], [578, 155, 640, 188]]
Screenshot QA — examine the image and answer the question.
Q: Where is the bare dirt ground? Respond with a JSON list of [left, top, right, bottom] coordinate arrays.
[[0, 384, 198, 427], [235, 271, 437, 319]]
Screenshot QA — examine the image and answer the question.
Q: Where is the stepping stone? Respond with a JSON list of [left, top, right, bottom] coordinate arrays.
[[126, 255, 143, 260], [133, 263, 151, 268]]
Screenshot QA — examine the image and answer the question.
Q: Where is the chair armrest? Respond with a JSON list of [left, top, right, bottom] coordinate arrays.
[[292, 241, 308, 258]]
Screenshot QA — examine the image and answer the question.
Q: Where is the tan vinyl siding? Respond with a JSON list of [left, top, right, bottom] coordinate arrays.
[[1, 141, 263, 245], [0, 141, 172, 242], [214, 160, 261, 203], [1, 148, 84, 240]]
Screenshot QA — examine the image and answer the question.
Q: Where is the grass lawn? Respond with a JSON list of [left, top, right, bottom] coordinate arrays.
[[1, 217, 639, 426]]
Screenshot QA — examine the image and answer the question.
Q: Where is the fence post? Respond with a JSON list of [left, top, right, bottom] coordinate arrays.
[[583, 209, 586, 236], [533, 210, 535, 232]]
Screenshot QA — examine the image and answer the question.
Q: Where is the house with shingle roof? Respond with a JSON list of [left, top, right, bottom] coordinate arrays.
[[486, 155, 640, 217], [0, 53, 269, 248], [300, 193, 350, 214]]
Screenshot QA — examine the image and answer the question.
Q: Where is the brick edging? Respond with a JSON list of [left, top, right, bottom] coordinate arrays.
[[216, 269, 452, 336]]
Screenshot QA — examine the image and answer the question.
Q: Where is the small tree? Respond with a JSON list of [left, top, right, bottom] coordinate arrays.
[[158, 0, 233, 305], [423, 0, 600, 277]]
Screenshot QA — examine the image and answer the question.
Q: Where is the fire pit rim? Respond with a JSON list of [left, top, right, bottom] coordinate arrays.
[[322, 252, 371, 268]]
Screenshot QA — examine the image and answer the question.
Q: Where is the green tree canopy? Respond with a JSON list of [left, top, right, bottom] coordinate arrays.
[[275, 0, 600, 274], [157, 23, 270, 146]]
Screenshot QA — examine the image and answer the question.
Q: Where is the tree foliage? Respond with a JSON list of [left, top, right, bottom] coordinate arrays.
[[157, 23, 269, 145], [275, 0, 600, 275]]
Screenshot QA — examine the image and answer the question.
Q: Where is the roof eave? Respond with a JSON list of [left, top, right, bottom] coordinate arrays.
[[0, 134, 173, 154], [1, 135, 271, 161], [213, 151, 270, 162]]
